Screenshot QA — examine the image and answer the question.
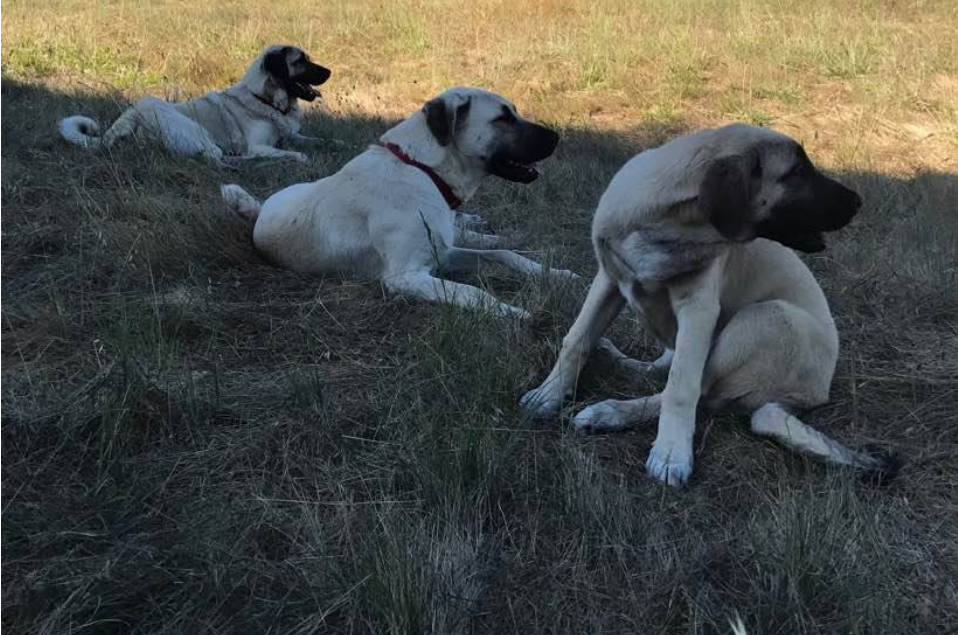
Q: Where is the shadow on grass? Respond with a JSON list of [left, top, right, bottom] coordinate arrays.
[[3, 78, 957, 635]]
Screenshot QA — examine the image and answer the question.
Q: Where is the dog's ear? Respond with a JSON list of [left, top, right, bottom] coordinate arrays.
[[424, 96, 471, 147], [698, 154, 758, 242], [264, 46, 291, 81]]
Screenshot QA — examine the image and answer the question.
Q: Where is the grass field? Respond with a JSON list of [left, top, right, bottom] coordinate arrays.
[[3, 1, 958, 633]]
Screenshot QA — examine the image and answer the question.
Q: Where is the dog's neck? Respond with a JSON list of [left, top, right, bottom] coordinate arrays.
[[379, 112, 486, 205], [383, 143, 463, 209], [251, 90, 292, 115], [239, 57, 293, 115]]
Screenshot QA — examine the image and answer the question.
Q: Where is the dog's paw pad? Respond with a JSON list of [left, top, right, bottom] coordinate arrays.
[[646, 446, 693, 487]]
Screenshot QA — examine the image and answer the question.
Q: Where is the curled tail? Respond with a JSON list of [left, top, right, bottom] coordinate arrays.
[[58, 108, 139, 150], [221, 184, 262, 223]]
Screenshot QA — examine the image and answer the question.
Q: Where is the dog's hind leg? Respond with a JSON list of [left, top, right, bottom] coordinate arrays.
[[221, 184, 263, 223], [98, 108, 142, 148], [749, 404, 898, 482], [442, 247, 578, 279], [134, 98, 223, 161], [703, 299, 898, 482], [594, 338, 673, 380], [572, 394, 662, 433], [386, 271, 530, 319]]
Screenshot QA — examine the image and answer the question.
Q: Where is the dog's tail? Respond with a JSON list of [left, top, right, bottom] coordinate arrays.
[[221, 184, 263, 224], [58, 109, 139, 150]]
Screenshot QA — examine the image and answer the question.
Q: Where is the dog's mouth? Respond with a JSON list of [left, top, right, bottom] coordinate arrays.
[[289, 83, 321, 102], [289, 64, 331, 102], [756, 220, 828, 253], [487, 124, 559, 184], [758, 182, 860, 253], [488, 155, 543, 183], [781, 231, 826, 253]]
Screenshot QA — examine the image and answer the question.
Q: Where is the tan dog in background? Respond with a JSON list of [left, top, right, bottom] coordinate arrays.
[[59, 44, 330, 163]]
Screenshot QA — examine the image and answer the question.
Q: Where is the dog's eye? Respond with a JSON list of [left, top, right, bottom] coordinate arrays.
[[494, 107, 516, 124], [784, 162, 806, 180]]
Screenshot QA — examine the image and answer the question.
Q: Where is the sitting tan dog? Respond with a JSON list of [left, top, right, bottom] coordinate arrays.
[[521, 124, 898, 486]]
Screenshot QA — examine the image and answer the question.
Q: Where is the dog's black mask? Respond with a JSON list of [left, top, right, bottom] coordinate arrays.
[[757, 158, 862, 253], [700, 145, 862, 253], [264, 47, 331, 103], [487, 107, 560, 183]]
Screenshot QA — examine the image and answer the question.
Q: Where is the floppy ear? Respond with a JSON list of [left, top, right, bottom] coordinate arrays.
[[698, 154, 757, 241], [423, 96, 471, 147], [263, 46, 291, 82]]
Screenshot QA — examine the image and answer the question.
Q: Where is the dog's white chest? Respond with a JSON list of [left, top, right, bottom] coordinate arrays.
[[246, 120, 280, 146]]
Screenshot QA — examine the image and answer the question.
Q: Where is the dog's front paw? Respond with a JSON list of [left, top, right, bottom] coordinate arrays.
[[546, 268, 580, 280], [486, 300, 530, 320], [539, 266, 581, 280], [505, 305, 532, 320], [459, 232, 504, 248], [646, 439, 693, 487], [203, 147, 225, 165], [457, 212, 488, 228], [290, 151, 309, 163], [293, 134, 319, 146], [573, 400, 627, 432], [519, 383, 564, 417], [294, 135, 345, 149]]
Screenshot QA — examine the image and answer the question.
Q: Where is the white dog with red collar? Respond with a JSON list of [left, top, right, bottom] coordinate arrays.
[[221, 87, 577, 318]]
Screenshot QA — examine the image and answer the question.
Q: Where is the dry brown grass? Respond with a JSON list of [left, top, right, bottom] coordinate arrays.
[[3, 1, 958, 633]]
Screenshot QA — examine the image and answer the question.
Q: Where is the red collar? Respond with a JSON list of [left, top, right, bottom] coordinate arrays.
[[384, 143, 462, 209], [252, 92, 291, 115]]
